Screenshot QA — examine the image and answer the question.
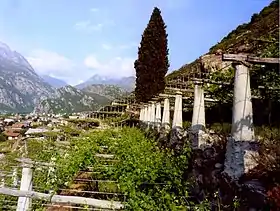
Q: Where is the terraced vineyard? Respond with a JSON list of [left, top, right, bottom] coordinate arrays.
[[0, 126, 199, 210]]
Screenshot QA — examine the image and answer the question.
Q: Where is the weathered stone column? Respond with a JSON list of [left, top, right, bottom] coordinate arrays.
[[161, 98, 170, 130], [191, 82, 206, 148], [155, 102, 162, 130], [139, 108, 144, 121], [192, 83, 205, 131], [223, 62, 257, 180], [231, 63, 254, 141], [150, 102, 156, 128], [147, 103, 152, 127], [144, 105, 148, 124], [172, 92, 183, 128]]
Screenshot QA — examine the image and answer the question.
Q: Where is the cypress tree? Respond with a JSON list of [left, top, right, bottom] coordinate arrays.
[[134, 7, 169, 103]]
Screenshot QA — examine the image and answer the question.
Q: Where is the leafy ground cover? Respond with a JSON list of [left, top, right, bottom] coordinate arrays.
[[0, 126, 209, 210], [1, 123, 279, 210]]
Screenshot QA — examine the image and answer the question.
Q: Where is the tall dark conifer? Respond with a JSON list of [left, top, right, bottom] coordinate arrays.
[[134, 7, 169, 103]]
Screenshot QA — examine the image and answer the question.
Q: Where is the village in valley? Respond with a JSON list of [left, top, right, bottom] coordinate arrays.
[[0, 114, 64, 141]]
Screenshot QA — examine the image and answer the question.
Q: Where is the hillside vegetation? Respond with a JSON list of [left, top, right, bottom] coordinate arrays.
[[167, 0, 279, 80]]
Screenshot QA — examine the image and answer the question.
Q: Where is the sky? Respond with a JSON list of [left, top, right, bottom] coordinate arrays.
[[0, 0, 272, 85]]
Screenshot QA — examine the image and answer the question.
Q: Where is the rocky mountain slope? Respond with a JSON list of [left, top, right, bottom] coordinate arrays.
[[41, 75, 68, 88], [0, 41, 132, 113], [33, 85, 109, 114], [34, 84, 131, 114], [76, 74, 135, 91], [167, 0, 279, 80], [0, 42, 55, 113], [82, 84, 129, 100]]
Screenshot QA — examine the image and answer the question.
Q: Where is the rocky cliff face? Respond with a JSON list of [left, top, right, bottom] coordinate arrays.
[[82, 84, 129, 100], [33, 85, 105, 114], [0, 41, 55, 113]]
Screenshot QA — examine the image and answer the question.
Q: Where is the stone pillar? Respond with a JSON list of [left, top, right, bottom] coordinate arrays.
[[147, 104, 152, 127], [144, 105, 148, 124], [143, 107, 146, 122], [162, 98, 170, 130], [191, 83, 206, 148], [155, 102, 162, 130], [139, 108, 143, 121], [172, 92, 183, 128], [150, 102, 156, 128], [231, 63, 254, 141], [192, 83, 205, 131], [224, 62, 257, 180]]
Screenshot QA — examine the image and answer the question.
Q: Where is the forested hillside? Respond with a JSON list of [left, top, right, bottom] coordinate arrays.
[[167, 0, 279, 80]]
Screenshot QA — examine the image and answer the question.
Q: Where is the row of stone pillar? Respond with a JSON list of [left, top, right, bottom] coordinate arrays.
[[139, 93, 184, 130], [139, 84, 206, 132], [139, 62, 255, 180]]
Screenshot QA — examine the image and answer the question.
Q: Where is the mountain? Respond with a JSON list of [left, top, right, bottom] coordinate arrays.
[[167, 0, 279, 80], [41, 75, 68, 88], [82, 84, 130, 100], [0, 41, 55, 113], [76, 75, 135, 91], [0, 41, 124, 114], [33, 85, 109, 114]]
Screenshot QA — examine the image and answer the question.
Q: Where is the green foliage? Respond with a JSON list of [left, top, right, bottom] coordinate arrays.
[[0, 127, 212, 210], [209, 123, 232, 135], [205, 67, 235, 104], [109, 128, 192, 210], [0, 133, 7, 142], [85, 128, 209, 210], [26, 131, 99, 192], [135, 7, 169, 103], [182, 121, 192, 130], [102, 114, 130, 124], [67, 118, 100, 125]]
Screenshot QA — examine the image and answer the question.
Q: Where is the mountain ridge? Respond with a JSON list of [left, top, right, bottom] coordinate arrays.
[[0, 41, 55, 113], [40, 75, 68, 88], [33, 85, 111, 114], [0, 41, 131, 113], [76, 74, 135, 91]]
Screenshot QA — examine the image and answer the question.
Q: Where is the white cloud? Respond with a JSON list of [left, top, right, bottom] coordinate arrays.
[[74, 21, 103, 32], [102, 44, 112, 50], [90, 8, 99, 12], [26, 49, 75, 76], [25, 49, 135, 85], [84, 55, 135, 78], [25, 49, 86, 85]]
